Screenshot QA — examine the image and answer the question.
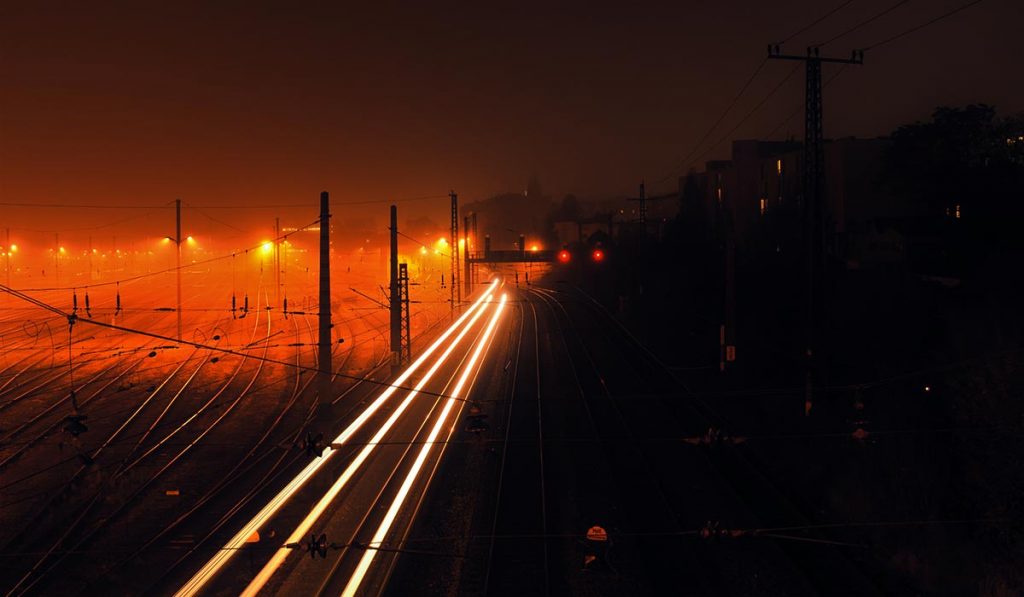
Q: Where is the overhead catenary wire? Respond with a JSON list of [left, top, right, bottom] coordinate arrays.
[[815, 0, 911, 47], [688, 63, 803, 166], [863, 0, 985, 51], [0, 194, 448, 211], [10, 217, 321, 292], [778, 0, 859, 44], [763, 64, 850, 139], [652, 0, 866, 187], [6, 207, 173, 234], [0, 517, 1006, 558], [395, 228, 450, 258], [176, 194, 449, 209], [654, 57, 769, 184], [0, 282, 487, 401], [7, 423, 1017, 454]]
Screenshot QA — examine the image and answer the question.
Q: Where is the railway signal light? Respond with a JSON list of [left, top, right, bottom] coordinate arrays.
[[591, 249, 604, 262], [557, 249, 571, 263]]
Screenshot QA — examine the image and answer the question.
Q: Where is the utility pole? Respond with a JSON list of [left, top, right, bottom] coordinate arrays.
[[626, 181, 675, 239], [471, 213, 478, 286], [389, 205, 402, 367], [768, 45, 863, 413], [318, 191, 333, 406], [4, 228, 10, 292], [274, 216, 281, 309], [54, 233, 60, 283], [449, 191, 460, 314], [638, 181, 646, 231], [464, 214, 472, 296], [175, 198, 182, 342]]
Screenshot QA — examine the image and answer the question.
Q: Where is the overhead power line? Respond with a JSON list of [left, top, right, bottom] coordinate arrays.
[[778, 0, 858, 44], [864, 0, 985, 51], [395, 229, 450, 258], [0, 194, 448, 211], [11, 218, 320, 292], [0, 282, 469, 401], [688, 64, 803, 166], [816, 0, 910, 47], [653, 0, 866, 186], [763, 64, 850, 138], [654, 58, 769, 184], [0, 517, 1004, 558], [0, 202, 174, 209]]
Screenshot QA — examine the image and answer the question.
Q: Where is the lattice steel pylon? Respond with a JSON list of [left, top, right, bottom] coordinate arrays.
[[398, 262, 411, 363], [768, 44, 863, 412], [449, 191, 460, 313]]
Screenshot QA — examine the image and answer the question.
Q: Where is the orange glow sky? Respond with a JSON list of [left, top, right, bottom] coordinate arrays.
[[2, 1, 1022, 239]]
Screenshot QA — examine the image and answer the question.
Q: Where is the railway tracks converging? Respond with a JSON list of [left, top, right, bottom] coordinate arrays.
[[173, 280, 504, 597], [528, 284, 877, 595]]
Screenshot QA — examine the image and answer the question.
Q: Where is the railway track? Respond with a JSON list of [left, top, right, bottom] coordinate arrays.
[[1, 291, 266, 594], [534, 284, 878, 595]]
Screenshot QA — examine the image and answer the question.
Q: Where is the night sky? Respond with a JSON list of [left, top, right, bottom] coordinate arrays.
[[1, 0, 1021, 233]]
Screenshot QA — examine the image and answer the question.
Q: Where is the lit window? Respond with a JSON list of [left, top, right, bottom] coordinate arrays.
[[776, 159, 782, 175], [716, 187, 722, 202], [760, 198, 766, 215], [955, 204, 961, 219]]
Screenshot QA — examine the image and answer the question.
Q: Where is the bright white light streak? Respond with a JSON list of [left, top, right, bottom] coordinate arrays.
[[241, 292, 501, 595], [342, 292, 508, 597], [176, 280, 499, 597]]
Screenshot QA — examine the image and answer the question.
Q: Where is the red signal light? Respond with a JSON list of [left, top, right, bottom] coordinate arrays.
[[592, 249, 604, 262], [557, 249, 571, 263]]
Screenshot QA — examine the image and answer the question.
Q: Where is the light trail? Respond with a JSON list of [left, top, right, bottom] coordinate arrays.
[[175, 280, 498, 597], [342, 292, 508, 597], [240, 289, 501, 595]]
